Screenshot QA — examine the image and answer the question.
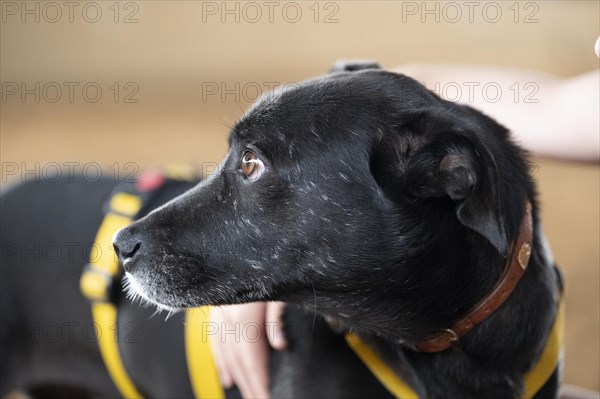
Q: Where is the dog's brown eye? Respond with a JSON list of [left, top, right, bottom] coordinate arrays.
[[241, 150, 264, 181]]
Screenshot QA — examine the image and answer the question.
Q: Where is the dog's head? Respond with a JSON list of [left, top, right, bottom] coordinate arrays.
[[114, 62, 533, 341]]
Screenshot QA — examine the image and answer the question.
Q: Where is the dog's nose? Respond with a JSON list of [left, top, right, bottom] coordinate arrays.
[[113, 227, 142, 269]]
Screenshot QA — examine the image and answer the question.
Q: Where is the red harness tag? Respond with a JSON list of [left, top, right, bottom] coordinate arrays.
[[136, 170, 166, 192]]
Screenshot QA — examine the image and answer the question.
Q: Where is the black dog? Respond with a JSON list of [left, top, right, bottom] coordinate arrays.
[[113, 62, 562, 397], [2, 62, 561, 398]]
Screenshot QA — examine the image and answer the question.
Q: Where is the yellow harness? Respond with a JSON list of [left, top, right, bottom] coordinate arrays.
[[80, 174, 563, 399]]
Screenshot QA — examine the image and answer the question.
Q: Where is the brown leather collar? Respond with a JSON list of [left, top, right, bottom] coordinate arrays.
[[414, 202, 534, 353]]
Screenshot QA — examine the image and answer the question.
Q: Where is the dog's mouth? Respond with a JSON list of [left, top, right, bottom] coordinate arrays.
[[123, 272, 183, 314], [123, 269, 275, 313]]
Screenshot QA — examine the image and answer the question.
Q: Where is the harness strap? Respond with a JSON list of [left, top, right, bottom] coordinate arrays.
[[80, 171, 223, 399], [523, 298, 564, 398], [186, 308, 225, 399], [345, 333, 420, 398], [80, 193, 144, 399]]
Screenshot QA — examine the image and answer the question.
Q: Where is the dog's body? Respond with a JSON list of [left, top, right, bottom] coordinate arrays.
[[1, 178, 199, 398], [2, 63, 561, 398]]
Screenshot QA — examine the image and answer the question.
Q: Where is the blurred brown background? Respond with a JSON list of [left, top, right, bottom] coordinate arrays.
[[1, 0, 599, 392]]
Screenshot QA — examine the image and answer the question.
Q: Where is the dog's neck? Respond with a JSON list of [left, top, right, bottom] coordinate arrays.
[[413, 202, 534, 353], [321, 206, 559, 397]]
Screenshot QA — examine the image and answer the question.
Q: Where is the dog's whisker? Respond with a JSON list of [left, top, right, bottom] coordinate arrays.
[[217, 116, 236, 131], [163, 309, 173, 321], [149, 308, 162, 319]]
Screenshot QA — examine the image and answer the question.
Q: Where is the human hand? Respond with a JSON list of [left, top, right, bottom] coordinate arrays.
[[209, 302, 287, 399]]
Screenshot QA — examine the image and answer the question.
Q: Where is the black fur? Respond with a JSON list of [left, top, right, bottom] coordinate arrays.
[[2, 62, 561, 398]]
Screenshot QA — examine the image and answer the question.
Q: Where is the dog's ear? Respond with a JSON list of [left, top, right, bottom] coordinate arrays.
[[330, 60, 381, 73], [434, 143, 507, 256], [376, 112, 509, 256]]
